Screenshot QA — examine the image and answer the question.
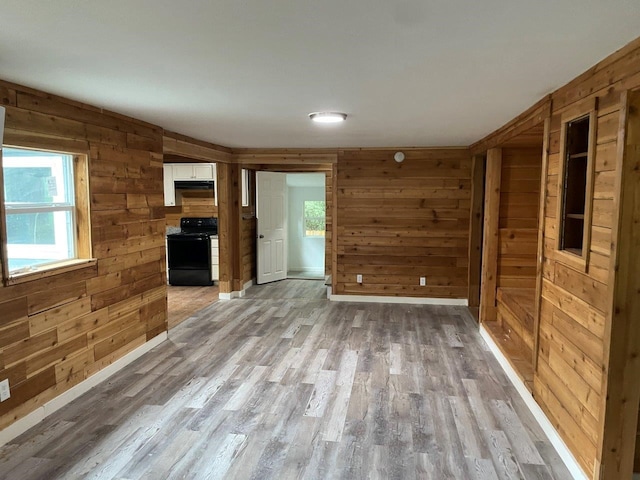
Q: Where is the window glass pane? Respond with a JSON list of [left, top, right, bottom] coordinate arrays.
[[4, 167, 52, 203], [7, 212, 56, 244], [303, 200, 326, 237], [2, 147, 77, 273], [5, 211, 75, 272], [3, 148, 74, 206]]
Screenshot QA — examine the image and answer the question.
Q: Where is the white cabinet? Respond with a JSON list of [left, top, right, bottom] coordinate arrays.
[[211, 237, 219, 281], [163, 164, 176, 206], [172, 163, 215, 180], [163, 163, 217, 206]]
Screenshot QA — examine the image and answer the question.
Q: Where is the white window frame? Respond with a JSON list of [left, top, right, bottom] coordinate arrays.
[[242, 168, 250, 207]]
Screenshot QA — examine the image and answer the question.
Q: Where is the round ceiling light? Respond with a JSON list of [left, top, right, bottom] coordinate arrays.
[[309, 112, 347, 124]]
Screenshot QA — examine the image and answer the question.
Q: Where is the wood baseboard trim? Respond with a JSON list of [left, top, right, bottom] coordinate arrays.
[[219, 280, 254, 301], [0, 331, 168, 447], [329, 294, 468, 306], [479, 325, 587, 480]]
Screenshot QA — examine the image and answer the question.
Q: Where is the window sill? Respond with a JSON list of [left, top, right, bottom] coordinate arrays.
[[6, 258, 97, 286], [554, 249, 588, 273]]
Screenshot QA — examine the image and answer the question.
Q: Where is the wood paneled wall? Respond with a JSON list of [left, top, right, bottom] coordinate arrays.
[[535, 112, 610, 478], [534, 58, 629, 480], [474, 36, 640, 480], [334, 149, 471, 297], [165, 191, 218, 228], [0, 80, 166, 429], [497, 147, 542, 289], [241, 217, 256, 283], [242, 170, 257, 284]]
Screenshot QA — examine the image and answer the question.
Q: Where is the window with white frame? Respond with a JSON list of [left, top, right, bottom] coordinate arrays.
[[2, 147, 88, 275], [241, 168, 250, 207], [303, 200, 325, 237]]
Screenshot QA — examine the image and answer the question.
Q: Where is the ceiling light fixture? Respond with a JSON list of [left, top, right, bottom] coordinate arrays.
[[394, 151, 405, 163], [309, 112, 347, 124]]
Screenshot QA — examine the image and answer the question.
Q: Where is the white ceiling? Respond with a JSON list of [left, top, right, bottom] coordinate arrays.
[[1, 1, 639, 149]]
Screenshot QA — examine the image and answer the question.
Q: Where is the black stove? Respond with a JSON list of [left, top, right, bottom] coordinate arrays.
[[169, 217, 218, 237], [167, 217, 218, 286]]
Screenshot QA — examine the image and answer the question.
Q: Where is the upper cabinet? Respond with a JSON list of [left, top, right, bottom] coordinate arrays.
[[163, 163, 217, 207], [163, 164, 176, 206], [172, 163, 215, 181]]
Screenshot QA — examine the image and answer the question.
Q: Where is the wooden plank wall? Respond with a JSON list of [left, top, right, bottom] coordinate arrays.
[[335, 149, 471, 297], [598, 91, 640, 479], [496, 147, 541, 289], [241, 216, 256, 284], [0, 80, 166, 429], [165, 191, 218, 228], [532, 37, 640, 479], [242, 170, 256, 284]]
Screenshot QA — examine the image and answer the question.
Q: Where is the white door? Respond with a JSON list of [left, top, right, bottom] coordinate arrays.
[[257, 172, 287, 284]]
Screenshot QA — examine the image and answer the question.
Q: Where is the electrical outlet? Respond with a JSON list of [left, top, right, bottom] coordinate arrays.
[[356, 274, 363, 283], [0, 379, 10, 402], [420, 277, 426, 286]]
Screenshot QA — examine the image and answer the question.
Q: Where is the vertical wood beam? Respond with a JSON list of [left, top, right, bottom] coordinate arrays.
[[331, 160, 339, 295], [230, 164, 243, 292], [467, 154, 486, 319], [218, 162, 241, 294], [479, 148, 502, 324], [597, 90, 640, 480], [533, 117, 551, 370]]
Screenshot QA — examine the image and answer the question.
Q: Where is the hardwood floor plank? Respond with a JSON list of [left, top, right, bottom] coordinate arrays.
[[223, 365, 269, 411], [199, 432, 247, 480], [466, 457, 501, 480], [491, 399, 546, 466], [304, 369, 337, 418], [0, 280, 572, 480], [484, 429, 526, 480]]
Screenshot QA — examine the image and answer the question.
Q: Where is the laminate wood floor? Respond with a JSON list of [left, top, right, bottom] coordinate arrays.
[[0, 280, 572, 479], [167, 284, 220, 330]]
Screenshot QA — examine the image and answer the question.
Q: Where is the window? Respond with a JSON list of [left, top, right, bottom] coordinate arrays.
[[303, 200, 325, 237], [2, 146, 90, 276], [241, 168, 250, 207], [556, 101, 596, 266]]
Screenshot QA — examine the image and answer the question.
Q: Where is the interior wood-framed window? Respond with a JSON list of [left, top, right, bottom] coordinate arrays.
[[555, 98, 597, 270], [241, 168, 251, 207], [0, 145, 92, 284]]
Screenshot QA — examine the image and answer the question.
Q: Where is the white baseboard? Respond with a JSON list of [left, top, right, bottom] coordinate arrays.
[[0, 332, 167, 447], [479, 325, 588, 480], [329, 294, 468, 306], [288, 267, 324, 275], [219, 279, 254, 301]]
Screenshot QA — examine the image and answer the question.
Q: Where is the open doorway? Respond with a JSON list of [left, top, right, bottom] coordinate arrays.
[[286, 173, 326, 279]]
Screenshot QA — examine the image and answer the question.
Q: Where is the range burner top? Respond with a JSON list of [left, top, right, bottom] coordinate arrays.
[[177, 217, 218, 235]]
